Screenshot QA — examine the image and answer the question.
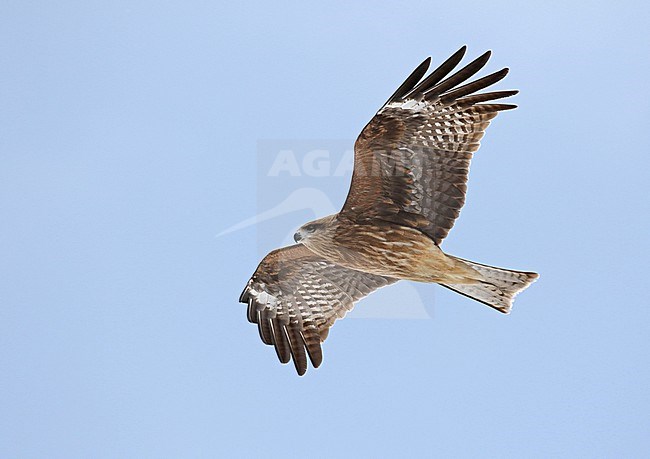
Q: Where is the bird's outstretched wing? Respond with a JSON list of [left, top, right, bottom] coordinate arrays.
[[239, 244, 397, 375], [341, 46, 517, 244]]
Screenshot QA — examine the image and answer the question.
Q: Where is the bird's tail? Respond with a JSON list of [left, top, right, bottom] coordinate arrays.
[[440, 256, 539, 313]]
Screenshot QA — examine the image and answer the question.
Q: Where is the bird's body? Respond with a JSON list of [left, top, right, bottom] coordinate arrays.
[[239, 46, 539, 375], [298, 214, 479, 283]]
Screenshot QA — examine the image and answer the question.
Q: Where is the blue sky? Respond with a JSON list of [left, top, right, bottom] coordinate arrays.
[[2, 1, 650, 457]]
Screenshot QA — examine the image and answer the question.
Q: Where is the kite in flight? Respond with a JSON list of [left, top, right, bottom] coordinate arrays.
[[239, 46, 538, 375]]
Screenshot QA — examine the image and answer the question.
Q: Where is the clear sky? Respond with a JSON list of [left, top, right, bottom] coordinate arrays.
[[2, 1, 650, 457]]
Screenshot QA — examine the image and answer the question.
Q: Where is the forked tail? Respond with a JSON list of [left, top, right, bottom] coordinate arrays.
[[441, 256, 539, 313]]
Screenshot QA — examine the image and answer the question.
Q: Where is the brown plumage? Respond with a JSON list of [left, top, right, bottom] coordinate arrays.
[[239, 46, 538, 375]]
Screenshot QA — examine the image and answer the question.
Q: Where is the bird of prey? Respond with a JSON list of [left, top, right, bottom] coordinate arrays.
[[239, 46, 538, 375]]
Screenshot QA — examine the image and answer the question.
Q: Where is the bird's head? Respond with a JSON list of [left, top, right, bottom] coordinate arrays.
[[294, 214, 336, 243]]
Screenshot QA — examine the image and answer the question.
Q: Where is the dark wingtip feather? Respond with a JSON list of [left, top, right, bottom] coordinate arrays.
[[257, 311, 274, 345], [457, 90, 519, 106], [439, 68, 510, 104], [404, 46, 468, 98], [423, 50, 493, 100], [482, 103, 518, 111], [476, 50, 492, 66], [451, 46, 467, 64], [246, 298, 257, 323], [301, 330, 323, 368], [384, 56, 431, 105], [284, 327, 308, 376], [239, 285, 250, 303], [271, 321, 291, 364]]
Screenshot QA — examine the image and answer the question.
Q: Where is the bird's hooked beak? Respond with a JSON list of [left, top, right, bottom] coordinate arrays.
[[293, 231, 303, 243]]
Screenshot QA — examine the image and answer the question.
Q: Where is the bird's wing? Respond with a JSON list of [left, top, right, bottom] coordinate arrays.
[[239, 243, 397, 375], [341, 46, 517, 244]]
